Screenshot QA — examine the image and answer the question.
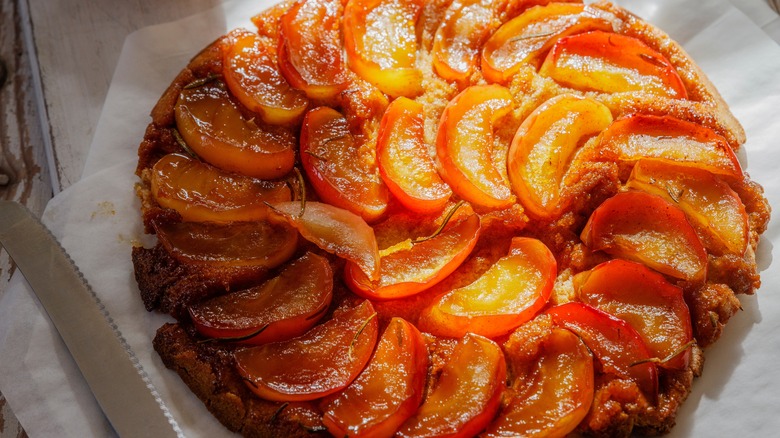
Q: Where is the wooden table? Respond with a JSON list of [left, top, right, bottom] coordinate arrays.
[[1, 0, 779, 436]]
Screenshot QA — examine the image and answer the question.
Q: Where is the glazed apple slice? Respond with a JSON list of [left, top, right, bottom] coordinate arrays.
[[188, 252, 333, 344], [153, 219, 297, 268], [539, 30, 687, 98], [344, 212, 480, 300], [481, 2, 617, 82], [377, 97, 452, 214], [301, 106, 389, 222], [234, 300, 378, 402], [436, 84, 514, 209], [222, 28, 308, 125], [581, 190, 708, 282], [396, 333, 505, 437], [487, 327, 594, 438], [269, 201, 380, 281], [323, 317, 428, 437], [626, 159, 749, 256], [507, 94, 613, 219], [593, 114, 743, 180], [343, 0, 424, 97], [174, 80, 296, 179], [431, 0, 495, 85], [575, 259, 693, 370], [545, 302, 658, 401], [419, 237, 556, 338], [150, 153, 291, 222], [278, 0, 348, 100]]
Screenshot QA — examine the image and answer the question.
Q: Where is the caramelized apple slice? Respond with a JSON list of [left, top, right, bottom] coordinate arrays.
[[436, 85, 514, 209], [343, 0, 424, 97], [278, 0, 348, 100], [481, 3, 617, 83], [508, 94, 613, 219], [222, 29, 308, 125], [188, 252, 333, 344], [487, 328, 594, 438], [174, 80, 296, 179], [581, 191, 708, 282], [396, 334, 505, 437], [539, 30, 687, 98], [344, 213, 480, 300], [626, 159, 749, 256], [545, 302, 658, 400], [301, 106, 389, 222], [153, 219, 297, 268], [575, 259, 693, 370], [593, 114, 743, 179], [234, 300, 378, 402], [150, 153, 291, 222], [323, 318, 428, 437], [270, 201, 380, 281], [377, 97, 452, 214], [419, 237, 556, 338], [431, 0, 495, 85]]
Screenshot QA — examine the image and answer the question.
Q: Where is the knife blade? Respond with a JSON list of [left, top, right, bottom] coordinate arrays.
[[0, 200, 181, 437]]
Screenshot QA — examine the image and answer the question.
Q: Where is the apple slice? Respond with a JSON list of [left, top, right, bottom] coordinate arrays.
[[539, 30, 687, 98], [419, 237, 556, 338], [278, 0, 348, 100], [323, 317, 428, 437], [396, 333, 505, 438], [377, 97, 452, 214], [343, 0, 424, 97], [234, 300, 378, 402], [344, 212, 480, 300], [301, 106, 389, 222], [507, 94, 613, 219], [481, 3, 617, 82], [593, 114, 743, 180], [431, 0, 495, 85], [221, 29, 309, 125], [487, 327, 594, 438], [436, 84, 514, 209], [626, 159, 749, 256], [581, 190, 708, 282], [575, 259, 694, 370], [188, 252, 333, 344], [545, 302, 658, 401], [150, 153, 291, 223]]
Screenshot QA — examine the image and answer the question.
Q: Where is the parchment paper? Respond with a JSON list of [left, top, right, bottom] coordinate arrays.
[[1, 0, 779, 436]]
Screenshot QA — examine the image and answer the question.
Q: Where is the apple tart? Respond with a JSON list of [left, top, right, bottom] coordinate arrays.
[[132, 0, 771, 436]]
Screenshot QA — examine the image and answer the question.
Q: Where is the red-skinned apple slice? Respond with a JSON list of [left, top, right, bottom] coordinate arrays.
[[545, 302, 658, 401], [234, 300, 378, 402], [396, 333, 506, 438], [436, 84, 515, 209], [301, 106, 389, 222], [626, 159, 749, 256], [323, 317, 428, 438], [581, 190, 708, 282], [377, 97, 452, 214], [574, 259, 694, 370], [432, 0, 495, 85], [343, 0, 424, 97], [487, 327, 594, 438], [418, 236, 556, 339], [188, 252, 333, 344], [221, 29, 309, 125], [150, 153, 291, 223], [508, 94, 613, 219], [539, 30, 687, 98], [344, 212, 480, 300]]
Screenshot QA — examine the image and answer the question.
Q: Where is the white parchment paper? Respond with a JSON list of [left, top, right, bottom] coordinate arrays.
[[1, 0, 779, 436]]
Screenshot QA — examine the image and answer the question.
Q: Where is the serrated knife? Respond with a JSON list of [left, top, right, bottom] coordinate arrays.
[[0, 200, 181, 437]]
